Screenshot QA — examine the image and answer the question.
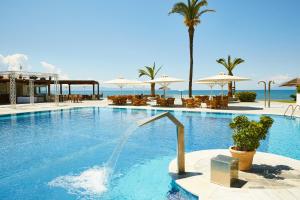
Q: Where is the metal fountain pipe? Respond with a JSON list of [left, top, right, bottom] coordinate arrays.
[[268, 80, 275, 108], [138, 112, 185, 174], [258, 81, 267, 108]]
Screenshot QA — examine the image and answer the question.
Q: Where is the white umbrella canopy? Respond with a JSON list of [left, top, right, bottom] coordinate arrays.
[[104, 77, 145, 94], [104, 77, 142, 88], [196, 73, 250, 83], [146, 75, 184, 97], [146, 75, 184, 86], [196, 73, 250, 96]]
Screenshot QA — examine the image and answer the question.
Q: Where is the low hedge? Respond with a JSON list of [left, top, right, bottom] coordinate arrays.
[[297, 86, 300, 93], [236, 92, 257, 102]]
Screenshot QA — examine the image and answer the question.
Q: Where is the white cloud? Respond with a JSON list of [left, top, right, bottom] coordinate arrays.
[[0, 54, 29, 71], [269, 74, 291, 84], [41, 61, 69, 80], [40, 61, 56, 73]]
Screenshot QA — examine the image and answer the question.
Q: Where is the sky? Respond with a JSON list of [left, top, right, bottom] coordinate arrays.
[[0, 0, 299, 90]]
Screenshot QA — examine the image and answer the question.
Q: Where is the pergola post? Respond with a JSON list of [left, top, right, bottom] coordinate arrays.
[[60, 84, 62, 95], [9, 72, 17, 108], [92, 84, 95, 95], [29, 79, 34, 105], [68, 84, 71, 95], [48, 84, 51, 96], [54, 75, 59, 106], [97, 83, 100, 98]]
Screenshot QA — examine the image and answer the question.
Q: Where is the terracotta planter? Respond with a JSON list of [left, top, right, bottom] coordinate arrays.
[[229, 146, 256, 171]]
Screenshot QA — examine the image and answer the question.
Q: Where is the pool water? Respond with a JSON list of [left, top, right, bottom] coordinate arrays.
[[0, 108, 299, 200]]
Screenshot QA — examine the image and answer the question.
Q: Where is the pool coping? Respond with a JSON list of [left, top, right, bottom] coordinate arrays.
[[0, 105, 299, 120], [0, 99, 299, 118]]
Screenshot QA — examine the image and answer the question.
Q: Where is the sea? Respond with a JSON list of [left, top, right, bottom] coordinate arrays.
[[66, 89, 296, 100]]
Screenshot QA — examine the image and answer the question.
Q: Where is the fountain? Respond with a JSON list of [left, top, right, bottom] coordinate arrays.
[[49, 112, 185, 196]]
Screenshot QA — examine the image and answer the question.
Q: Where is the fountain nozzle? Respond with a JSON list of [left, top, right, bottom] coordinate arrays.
[[138, 112, 185, 174]]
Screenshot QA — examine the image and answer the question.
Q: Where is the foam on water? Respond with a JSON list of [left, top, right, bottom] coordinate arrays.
[[48, 166, 110, 197]]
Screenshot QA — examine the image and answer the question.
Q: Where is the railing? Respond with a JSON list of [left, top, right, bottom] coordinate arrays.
[[284, 105, 294, 116], [284, 104, 300, 118], [291, 105, 300, 118]]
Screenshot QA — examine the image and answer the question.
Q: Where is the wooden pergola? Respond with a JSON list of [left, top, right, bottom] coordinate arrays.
[[0, 79, 100, 96]]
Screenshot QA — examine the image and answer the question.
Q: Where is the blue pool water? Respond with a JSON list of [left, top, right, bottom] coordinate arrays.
[[0, 108, 300, 199]]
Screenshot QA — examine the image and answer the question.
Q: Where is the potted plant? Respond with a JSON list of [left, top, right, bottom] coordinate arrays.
[[297, 86, 300, 106], [229, 115, 274, 171]]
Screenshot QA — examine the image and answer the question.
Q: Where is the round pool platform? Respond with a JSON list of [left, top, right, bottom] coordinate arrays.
[[169, 149, 300, 200]]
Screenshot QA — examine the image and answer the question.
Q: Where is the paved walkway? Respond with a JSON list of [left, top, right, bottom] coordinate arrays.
[[169, 150, 300, 200], [0, 99, 299, 117]]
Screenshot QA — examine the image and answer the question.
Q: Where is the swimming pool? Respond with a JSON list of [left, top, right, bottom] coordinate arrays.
[[0, 107, 299, 199]]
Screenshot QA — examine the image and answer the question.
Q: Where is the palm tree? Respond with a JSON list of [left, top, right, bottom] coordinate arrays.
[[138, 62, 162, 96], [169, 0, 214, 97], [216, 55, 245, 97]]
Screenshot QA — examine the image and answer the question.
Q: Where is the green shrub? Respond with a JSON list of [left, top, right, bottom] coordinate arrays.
[[297, 86, 300, 93], [229, 115, 274, 151], [236, 92, 257, 102], [290, 94, 296, 101]]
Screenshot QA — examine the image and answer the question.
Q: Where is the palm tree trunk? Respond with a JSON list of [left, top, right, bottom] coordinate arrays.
[[188, 27, 194, 98], [228, 71, 233, 97], [151, 83, 155, 96], [228, 82, 233, 97]]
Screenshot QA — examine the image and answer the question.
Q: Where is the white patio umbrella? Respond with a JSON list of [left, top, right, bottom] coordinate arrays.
[[104, 77, 144, 94], [146, 75, 184, 97], [197, 73, 250, 96], [195, 80, 217, 99], [159, 86, 170, 97]]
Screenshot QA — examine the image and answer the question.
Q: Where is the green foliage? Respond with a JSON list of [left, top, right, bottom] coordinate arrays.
[[297, 86, 300, 93], [229, 116, 274, 151], [138, 62, 161, 80], [138, 62, 162, 96], [169, 0, 215, 28], [236, 92, 256, 102], [216, 55, 245, 75], [290, 94, 296, 101]]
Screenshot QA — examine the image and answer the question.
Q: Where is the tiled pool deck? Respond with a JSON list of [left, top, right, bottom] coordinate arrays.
[[0, 99, 299, 117], [169, 150, 300, 200]]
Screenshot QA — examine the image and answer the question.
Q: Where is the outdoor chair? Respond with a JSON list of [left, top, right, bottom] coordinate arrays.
[[181, 98, 187, 107], [132, 97, 147, 106], [167, 98, 175, 107], [220, 96, 229, 108], [206, 99, 218, 109], [158, 98, 168, 107], [202, 96, 209, 103], [186, 99, 195, 108], [194, 98, 201, 108]]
